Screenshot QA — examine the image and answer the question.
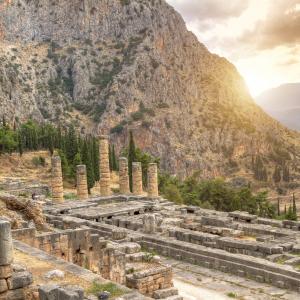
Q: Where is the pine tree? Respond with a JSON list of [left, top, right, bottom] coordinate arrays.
[[82, 140, 94, 193], [277, 198, 280, 216], [109, 144, 113, 171], [112, 144, 118, 171], [92, 138, 100, 182], [65, 125, 77, 162], [58, 150, 70, 179], [72, 152, 82, 179], [282, 164, 290, 182], [272, 166, 281, 183], [2, 116, 6, 127], [128, 131, 136, 192], [18, 132, 23, 157], [293, 193, 297, 215], [284, 204, 287, 215]]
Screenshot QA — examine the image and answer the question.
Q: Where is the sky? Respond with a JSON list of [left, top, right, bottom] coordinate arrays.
[[166, 0, 300, 97]]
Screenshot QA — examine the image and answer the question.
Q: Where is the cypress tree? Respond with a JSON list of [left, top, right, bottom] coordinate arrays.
[[277, 198, 280, 216], [283, 165, 290, 182], [109, 144, 113, 171], [58, 150, 70, 179], [293, 193, 297, 215], [128, 131, 136, 192], [112, 144, 118, 171], [92, 138, 100, 182], [272, 166, 281, 183], [72, 152, 82, 180], [18, 132, 23, 157], [82, 140, 94, 193], [65, 125, 77, 162]]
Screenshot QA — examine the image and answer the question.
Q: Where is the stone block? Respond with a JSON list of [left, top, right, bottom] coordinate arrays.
[[0, 279, 8, 293], [0, 288, 25, 300], [0, 265, 12, 279], [7, 271, 33, 290]]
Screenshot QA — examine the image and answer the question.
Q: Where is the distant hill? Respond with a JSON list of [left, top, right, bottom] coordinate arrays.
[[256, 83, 300, 130]]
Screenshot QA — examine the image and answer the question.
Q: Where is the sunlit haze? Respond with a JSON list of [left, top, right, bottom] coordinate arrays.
[[167, 0, 300, 97]]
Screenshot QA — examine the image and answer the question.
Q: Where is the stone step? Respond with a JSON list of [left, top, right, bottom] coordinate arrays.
[[164, 296, 183, 300], [153, 287, 178, 299]]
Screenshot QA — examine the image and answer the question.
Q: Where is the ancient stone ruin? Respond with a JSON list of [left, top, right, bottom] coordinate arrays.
[[99, 135, 111, 197], [76, 165, 89, 200], [2, 137, 300, 299], [51, 156, 64, 203], [0, 220, 33, 300]]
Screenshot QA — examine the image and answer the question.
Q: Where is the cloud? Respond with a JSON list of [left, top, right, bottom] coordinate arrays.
[[239, 0, 300, 50], [168, 0, 249, 23]]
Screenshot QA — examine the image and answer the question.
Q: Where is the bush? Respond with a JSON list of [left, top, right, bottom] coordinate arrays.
[[32, 156, 46, 167], [86, 282, 126, 297]]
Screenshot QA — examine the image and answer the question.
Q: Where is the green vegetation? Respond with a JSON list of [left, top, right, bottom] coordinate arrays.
[[226, 292, 237, 298], [0, 119, 117, 194], [32, 156, 46, 167], [159, 172, 275, 218], [86, 281, 126, 297]]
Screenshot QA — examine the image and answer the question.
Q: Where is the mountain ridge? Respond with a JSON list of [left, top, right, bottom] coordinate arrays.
[[256, 83, 300, 131], [0, 0, 300, 181]]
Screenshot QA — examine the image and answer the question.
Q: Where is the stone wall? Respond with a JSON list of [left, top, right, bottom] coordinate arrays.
[[126, 265, 173, 297], [0, 220, 33, 300]]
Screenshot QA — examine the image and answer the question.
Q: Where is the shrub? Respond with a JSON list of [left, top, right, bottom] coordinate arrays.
[[32, 156, 46, 167], [86, 282, 126, 297]]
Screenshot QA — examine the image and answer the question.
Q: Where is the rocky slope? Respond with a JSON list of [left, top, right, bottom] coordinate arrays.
[[256, 83, 300, 131], [0, 0, 300, 180]]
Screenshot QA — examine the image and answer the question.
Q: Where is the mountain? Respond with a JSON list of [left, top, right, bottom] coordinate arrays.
[[256, 83, 300, 131], [0, 0, 300, 180]]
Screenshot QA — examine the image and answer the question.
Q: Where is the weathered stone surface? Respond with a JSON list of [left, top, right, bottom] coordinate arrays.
[[76, 165, 89, 200], [0, 265, 12, 279], [119, 157, 130, 195], [0, 220, 13, 266], [51, 156, 64, 203], [0, 279, 8, 293], [147, 163, 158, 198], [132, 162, 143, 196], [7, 271, 33, 290], [0, 288, 25, 300], [99, 136, 111, 197]]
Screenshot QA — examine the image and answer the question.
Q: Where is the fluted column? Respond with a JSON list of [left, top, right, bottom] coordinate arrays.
[[119, 157, 130, 194], [99, 135, 111, 196], [51, 156, 64, 203], [147, 163, 159, 198], [76, 165, 89, 200], [132, 162, 143, 196]]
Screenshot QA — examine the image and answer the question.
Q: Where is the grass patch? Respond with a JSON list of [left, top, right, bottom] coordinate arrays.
[[227, 292, 237, 298], [86, 282, 126, 298], [64, 193, 77, 200]]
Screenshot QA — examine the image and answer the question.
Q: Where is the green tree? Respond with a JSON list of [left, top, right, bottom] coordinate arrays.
[[82, 140, 95, 193], [128, 131, 136, 192], [272, 166, 281, 183]]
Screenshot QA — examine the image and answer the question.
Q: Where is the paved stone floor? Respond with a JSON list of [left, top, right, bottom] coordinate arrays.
[[162, 258, 300, 300]]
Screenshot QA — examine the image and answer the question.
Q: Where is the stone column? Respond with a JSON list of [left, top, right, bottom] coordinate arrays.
[[76, 165, 89, 200], [132, 162, 143, 196], [99, 135, 111, 196], [143, 214, 156, 234], [147, 163, 159, 198], [51, 156, 64, 203], [119, 157, 130, 195], [0, 220, 13, 267]]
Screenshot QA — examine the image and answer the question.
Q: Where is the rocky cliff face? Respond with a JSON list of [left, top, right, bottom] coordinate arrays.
[[0, 0, 299, 179]]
